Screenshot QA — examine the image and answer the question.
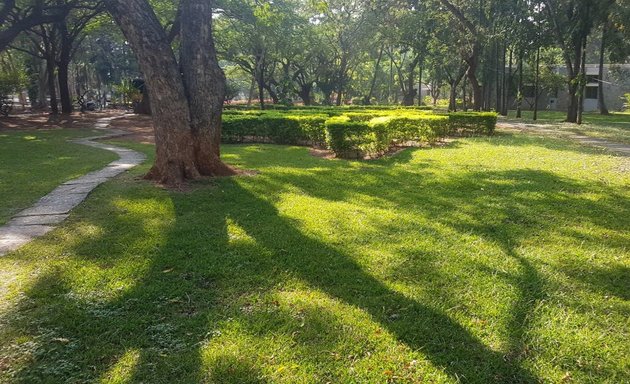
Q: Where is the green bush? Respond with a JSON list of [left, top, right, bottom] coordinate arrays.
[[220, 108, 496, 159], [325, 114, 451, 158], [444, 112, 497, 135], [325, 116, 388, 158], [222, 113, 328, 145], [371, 114, 449, 144]]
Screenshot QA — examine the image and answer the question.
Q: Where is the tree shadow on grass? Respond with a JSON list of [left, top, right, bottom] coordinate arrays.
[[1, 177, 542, 383], [1, 143, 628, 383]]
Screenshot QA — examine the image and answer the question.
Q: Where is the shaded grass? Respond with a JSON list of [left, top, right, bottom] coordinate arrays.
[[0, 132, 629, 383], [0, 129, 118, 224], [502, 110, 630, 144]]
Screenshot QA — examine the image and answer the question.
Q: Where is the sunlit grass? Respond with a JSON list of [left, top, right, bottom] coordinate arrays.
[[0, 129, 117, 224], [0, 132, 628, 383]]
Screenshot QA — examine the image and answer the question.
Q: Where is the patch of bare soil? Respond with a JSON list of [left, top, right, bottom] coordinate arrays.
[[108, 114, 155, 143], [0, 110, 125, 131]]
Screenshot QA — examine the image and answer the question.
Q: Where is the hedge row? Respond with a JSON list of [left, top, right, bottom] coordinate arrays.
[[447, 112, 497, 135], [325, 114, 450, 158], [221, 111, 496, 158], [222, 113, 327, 145]]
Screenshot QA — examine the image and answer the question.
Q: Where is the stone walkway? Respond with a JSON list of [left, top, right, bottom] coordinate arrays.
[[0, 115, 145, 256], [497, 121, 630, 156]]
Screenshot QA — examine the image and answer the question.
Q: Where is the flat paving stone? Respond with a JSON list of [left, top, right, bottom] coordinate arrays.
[[0, 225, 54, 255], [9, 214, 69, 226], [0, 115, 145, 256]]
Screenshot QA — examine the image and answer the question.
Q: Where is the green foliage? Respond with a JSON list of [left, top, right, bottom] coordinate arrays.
[[0, 56, 27, 97], [372, 114, 450, 143], [446, 112, 497, 135], [324, 116, 387, 158], [112, 79, 141, 106], [222, 108, 496, 158], [222, 113, 328, 145]]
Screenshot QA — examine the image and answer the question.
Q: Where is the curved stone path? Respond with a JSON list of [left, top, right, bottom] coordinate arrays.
[[0, 115, 145, 256]]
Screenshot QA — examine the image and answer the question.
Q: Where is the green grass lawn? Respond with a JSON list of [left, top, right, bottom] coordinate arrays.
[[501, 110, 630, 144], [0, 133, 628, 383], [0, 129, 118, 225]]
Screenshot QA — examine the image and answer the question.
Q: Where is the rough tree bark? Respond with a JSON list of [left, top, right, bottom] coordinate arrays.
[[55, 18, 74, 114], [107, 0, 233, 185]]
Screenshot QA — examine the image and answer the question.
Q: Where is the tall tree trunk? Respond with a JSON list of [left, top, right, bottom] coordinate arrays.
[[388, 55, 393, 104], [180, 0, 230, 175], [57, 61, 72, 113], [576, 37, 587, 125], [57, 21, 73, 114], [465, 44, 482, 111], [298, 83, 312, 105], [516, 50, 523, 118], [565, 40, 582, 123], [496, 41, 502, 112], [417, 65, 423, 106], [45, 56, 58, 114], [247, 76, 255, 106], [598, 23, 609, 115], [336, 54, 347, 106], [402, 63, 417, 106], [462, 76, 468, 111], [37, 60, 47, 109], [502, 47, 511, 116], [264, 83, 279, 104], [448, 69, 465, 112], [533, 46, 540, 121], [364, 46, 383, 104], [255, 54, 265, 109], [107, 0, 232, 185]]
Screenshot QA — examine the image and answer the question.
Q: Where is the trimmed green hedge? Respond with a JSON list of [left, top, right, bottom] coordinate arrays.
[[222, 113, 327, 145], [220, 110, 496, 159], [445, 112, 497, 135], [325, 116, 391, 158], [325, 114, 451, 158]]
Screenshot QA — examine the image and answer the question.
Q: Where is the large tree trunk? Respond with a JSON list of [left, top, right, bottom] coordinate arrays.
[[465, 44, 482, 111], [565, 40, 582, 123], [298, 83, 312, 105], [180, 0, 231, 175], [45, 56, 58, 115], [57, 61, 72, 114], [107, 0, 232, 185], [57, 21, 73, 114]]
